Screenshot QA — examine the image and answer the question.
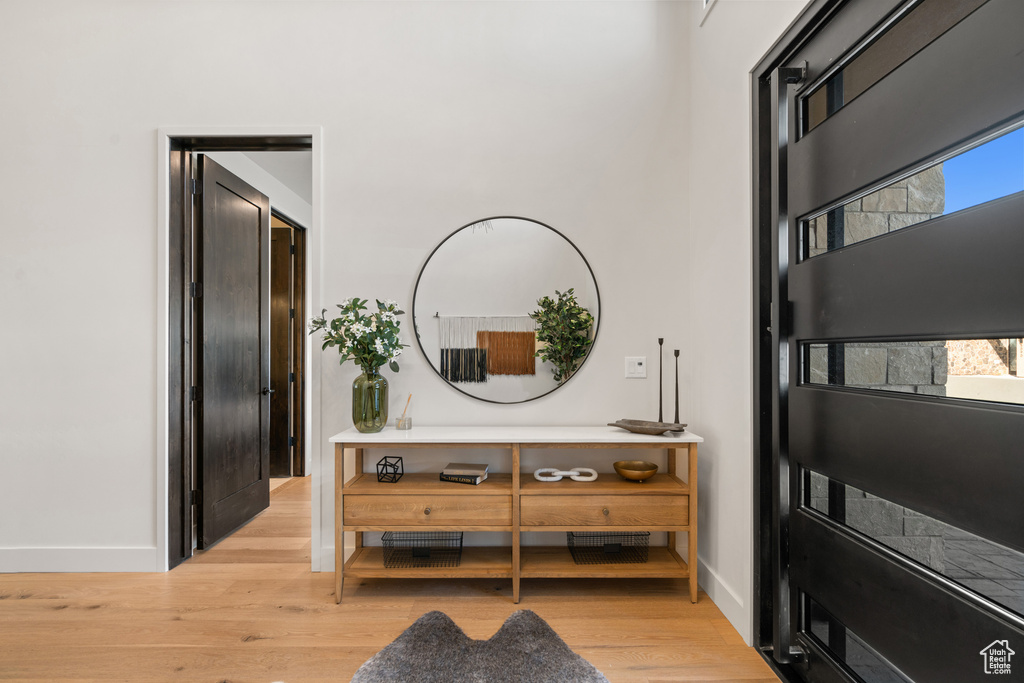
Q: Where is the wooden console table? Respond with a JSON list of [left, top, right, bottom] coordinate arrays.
[[330, 426, 702, 604]]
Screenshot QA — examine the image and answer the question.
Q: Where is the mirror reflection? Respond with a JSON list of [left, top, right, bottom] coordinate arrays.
[[412, 217, 600, 403]]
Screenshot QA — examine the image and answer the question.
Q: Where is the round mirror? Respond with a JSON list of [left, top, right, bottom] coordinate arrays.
[[412, 216, 600, 403]]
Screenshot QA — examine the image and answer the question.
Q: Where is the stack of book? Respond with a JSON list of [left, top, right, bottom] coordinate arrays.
[[439, 462, 488, 485]]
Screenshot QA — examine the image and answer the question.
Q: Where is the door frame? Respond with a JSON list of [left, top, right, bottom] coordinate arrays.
[[270, 208, 308, 478], [752, 4, 844, 668], [157, 127, 323, 570]]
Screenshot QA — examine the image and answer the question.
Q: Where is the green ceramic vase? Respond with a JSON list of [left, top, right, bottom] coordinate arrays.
[[352, 367, 388, 433]]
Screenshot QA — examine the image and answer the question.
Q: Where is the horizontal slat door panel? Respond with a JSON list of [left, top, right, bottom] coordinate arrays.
[[790, 386, 1024, 551], [343, 494, 511, 528], [520, 494, 687, 527], [791, 509, 1024, 682], [790, 0, 1024, 218], [790, 192, 1023, 341], [760, 0, 1024, 677], [785, 0, 905, 92]]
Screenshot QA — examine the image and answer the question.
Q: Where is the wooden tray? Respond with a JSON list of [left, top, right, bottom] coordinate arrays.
[[608, 419, 687, 435]]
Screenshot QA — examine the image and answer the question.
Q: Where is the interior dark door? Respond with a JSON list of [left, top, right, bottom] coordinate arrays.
[[194, 155, 271, 548], [757, 0, 1024, 680], [269, 225, 292, 476], [290, 225, 306, 477]]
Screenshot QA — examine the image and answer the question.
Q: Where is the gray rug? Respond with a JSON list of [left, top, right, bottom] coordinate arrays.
[[352, 610, 610, 683]]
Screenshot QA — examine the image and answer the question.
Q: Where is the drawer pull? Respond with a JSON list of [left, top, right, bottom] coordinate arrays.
[[424, 507, 431, 515], [602, 508, 609, 516]]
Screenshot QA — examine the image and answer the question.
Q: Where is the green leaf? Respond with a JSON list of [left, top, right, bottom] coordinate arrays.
[[389, 361, 400, 373], [529, 287, 593, 383]]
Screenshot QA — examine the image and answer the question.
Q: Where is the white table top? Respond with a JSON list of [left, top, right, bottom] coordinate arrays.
[[329, 425, 703, 445]]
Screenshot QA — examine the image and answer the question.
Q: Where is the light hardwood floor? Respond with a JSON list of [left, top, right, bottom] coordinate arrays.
[[0, 476, 781, 682]]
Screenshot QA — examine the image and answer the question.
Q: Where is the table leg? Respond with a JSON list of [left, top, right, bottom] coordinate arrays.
[[689, 443, 699, 603], [512, 443, 521, 603], [668, 447, 677, 553], [335, 442, 345, 604]]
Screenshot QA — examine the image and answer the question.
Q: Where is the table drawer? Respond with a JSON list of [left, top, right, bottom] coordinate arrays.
[[344, 494, 511, 527], [520, 494, 688, 527]]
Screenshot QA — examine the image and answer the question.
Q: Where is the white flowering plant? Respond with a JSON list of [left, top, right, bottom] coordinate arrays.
[[309, 298, 408, 374]]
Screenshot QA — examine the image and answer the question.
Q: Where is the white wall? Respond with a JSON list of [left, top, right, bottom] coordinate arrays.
[[243, 152, 314, 207], [685, 0, 808, 644], [0, 2, 691, 573], [0, 0, 814, 645]]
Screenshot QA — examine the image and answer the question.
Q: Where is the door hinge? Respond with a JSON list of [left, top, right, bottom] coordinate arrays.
[[779, 62, 807, 86], [289, 372, 295, 383], [289, 244, 296, 255], [290, 308, 295, 319], [190, 489, 201, 506], [191, 178, 202, 195], [288, 436, 297, 447], [189, 385, 200, 402], [189, 282, 203, 298]]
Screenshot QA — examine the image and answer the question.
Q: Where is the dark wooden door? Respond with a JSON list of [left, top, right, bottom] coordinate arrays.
[[195, 155, 271, 548], [269, 226, 293, 476], [290, 225, 306, 477]]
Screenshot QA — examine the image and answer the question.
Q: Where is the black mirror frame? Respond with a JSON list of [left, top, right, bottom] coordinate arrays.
[[411, 215, 602, 405]]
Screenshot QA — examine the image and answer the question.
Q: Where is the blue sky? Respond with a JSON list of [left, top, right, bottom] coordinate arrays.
[[942, 127, 1024, 214]]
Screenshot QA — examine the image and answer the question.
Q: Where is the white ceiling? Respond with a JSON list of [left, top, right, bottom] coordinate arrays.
[[242, 151, 313, 205]]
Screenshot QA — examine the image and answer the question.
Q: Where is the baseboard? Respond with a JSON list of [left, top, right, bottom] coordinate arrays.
[[697, 555, 752, 645], [0, 547, 161, 573], [318, 545, 336, 573]]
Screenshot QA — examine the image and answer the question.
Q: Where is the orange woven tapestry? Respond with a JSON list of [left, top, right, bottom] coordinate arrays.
[[477, 331, 536, 376]]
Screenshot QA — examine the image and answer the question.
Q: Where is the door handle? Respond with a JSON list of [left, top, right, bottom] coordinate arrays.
[[770, 60, 805, 668], [262, 387, 275, 395]]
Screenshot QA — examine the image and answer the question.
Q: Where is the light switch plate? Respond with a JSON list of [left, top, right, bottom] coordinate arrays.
[[625, 356, 647, 378]]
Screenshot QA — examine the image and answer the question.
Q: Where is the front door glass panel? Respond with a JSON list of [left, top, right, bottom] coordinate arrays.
[[802, 126, 1023, 259], [806, 469, 1024, 618], [802, 0, 988, 134], [803, 595, 913, 682], [803, 338, 1024, 405]]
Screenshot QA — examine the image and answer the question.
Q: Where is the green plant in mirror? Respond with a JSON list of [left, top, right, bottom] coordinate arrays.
[[530, 288, 594, 384], [309, 298, 407, 432]]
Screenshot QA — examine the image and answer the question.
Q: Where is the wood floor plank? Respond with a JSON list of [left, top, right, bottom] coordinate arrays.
[[0, 475, 779, 682]]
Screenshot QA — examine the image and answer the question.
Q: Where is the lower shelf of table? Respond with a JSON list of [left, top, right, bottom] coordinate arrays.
[[520, 546, 689, 578], [341, 545, 689, 580], [344, 546, 513, 578]]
